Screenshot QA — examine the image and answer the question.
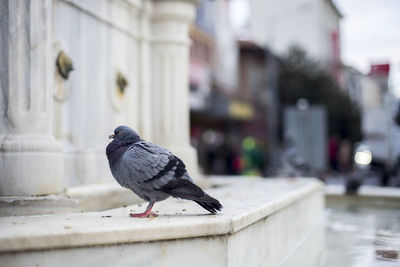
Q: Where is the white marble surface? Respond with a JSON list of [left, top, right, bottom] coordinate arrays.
[[0, 177, 324, 267], [0, 183, 142, 217], [0, 178, 322, 252], [52, 0, 144, 186], [2, 236, 228, 267]]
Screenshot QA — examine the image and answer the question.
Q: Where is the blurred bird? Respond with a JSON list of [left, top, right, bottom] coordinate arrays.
[[345, 175, 362, 195], [280, 137, 309, 177], [106, 126, 222, 218]]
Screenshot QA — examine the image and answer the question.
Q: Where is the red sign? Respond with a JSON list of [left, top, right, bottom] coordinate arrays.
[[370, 64, 390, 76], [331, 31, 340, 62]]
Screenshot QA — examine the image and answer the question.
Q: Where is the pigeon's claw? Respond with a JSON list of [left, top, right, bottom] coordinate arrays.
[[129, 201, 157, 218], [129, 212, 158, 218]]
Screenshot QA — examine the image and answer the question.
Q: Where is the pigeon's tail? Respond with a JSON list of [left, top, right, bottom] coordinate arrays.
[[159, 178, 223, 214], [194, 199, 222, 214]]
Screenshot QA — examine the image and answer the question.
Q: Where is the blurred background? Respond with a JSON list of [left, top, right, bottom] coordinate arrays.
[[188, 0, 400, 188], [1, 1, 400, 265]]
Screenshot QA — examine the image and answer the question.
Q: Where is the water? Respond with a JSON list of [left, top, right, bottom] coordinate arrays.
[[325, 203, 400, 266]]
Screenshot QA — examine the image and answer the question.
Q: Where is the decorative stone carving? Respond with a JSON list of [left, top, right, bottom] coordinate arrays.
[[53, 44, 73, 102], [56, 51, 74, 80], [116, 71, 128, 95], [109, 69, 127, 112]]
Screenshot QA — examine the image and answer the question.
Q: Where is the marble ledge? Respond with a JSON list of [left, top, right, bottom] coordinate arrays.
[[0, 183, 142, 217], [0, 177, 323, 253]]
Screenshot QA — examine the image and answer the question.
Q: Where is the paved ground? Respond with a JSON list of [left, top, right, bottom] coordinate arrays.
[[324, 171, 400, 187]]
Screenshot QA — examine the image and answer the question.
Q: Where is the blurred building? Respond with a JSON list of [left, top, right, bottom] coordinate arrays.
[[189, 0, 280, 175], [341, 62, 400, 179], [363, 64, 400, 177], [339, 66, 363, 107], [341, 63, 391, 111], [238, 41, 280, 156], [189, 0, 238, 111], [248, 0, 342, 75], [369, 63, 391, 94]]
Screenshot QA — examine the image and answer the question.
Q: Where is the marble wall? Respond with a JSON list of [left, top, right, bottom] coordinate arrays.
[[52, 0, 144, 186], [0, 0, 199, 195]]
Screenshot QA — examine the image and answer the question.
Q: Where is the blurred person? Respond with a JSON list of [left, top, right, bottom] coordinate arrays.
[[232, 154, 243, 174], [328, 135, 339, 171], [241, 137, 265, 176], [338, 138, 352, 173], [345, 173, 362, 195], [223, 140, 242, 175]]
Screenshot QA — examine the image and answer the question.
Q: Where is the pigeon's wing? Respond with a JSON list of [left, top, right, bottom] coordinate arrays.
[[123, 141, 222, 213], [121, 141, 190, 189]]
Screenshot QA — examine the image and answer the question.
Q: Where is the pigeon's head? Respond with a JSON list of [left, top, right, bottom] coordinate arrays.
[[109, 125, 141, 143]]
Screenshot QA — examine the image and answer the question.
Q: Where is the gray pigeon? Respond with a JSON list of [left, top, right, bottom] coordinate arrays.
[[106, 125, 222, 217]]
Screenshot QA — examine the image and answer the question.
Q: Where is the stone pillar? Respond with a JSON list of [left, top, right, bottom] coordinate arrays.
[[138, 0, 153, 141], [0, 0, 64, 196], [150, 0, 200, 177]]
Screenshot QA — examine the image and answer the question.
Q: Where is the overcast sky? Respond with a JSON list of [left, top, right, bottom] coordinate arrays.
[[230, 0, 400, 97], [334, 0, 400, 97]]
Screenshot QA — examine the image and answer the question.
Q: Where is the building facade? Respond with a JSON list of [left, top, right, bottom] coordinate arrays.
[[248, 0, 342, 68], [188, 0, 280, 175]]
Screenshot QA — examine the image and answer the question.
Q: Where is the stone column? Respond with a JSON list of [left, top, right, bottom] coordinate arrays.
[[0, 0, 64, 196], [150, 0, 200, 177], [138, 0, 153, 141]]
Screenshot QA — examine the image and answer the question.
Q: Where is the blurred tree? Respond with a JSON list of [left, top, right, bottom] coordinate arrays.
[[395, 103, 400, 126], [277, 46, 362, 142]]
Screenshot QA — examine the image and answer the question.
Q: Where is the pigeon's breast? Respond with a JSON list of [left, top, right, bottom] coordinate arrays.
[[109, 154, 134, 184]]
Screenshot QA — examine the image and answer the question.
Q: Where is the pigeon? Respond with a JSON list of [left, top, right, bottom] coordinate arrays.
[[106, 125, 222, 218]]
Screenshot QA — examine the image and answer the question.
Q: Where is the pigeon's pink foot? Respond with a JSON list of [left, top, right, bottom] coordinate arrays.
[[129, 212, 158, 218], [129, 201, 157, 218]]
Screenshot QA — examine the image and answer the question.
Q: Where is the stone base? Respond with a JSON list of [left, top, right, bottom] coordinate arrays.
[[0, 178, 324, 267], [0, 183, 142, 217], [0, 152, 64, 196], [0, 135, 64, 196]]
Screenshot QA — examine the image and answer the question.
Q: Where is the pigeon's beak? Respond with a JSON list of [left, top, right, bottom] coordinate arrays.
[[109, 134, 115, 139]]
